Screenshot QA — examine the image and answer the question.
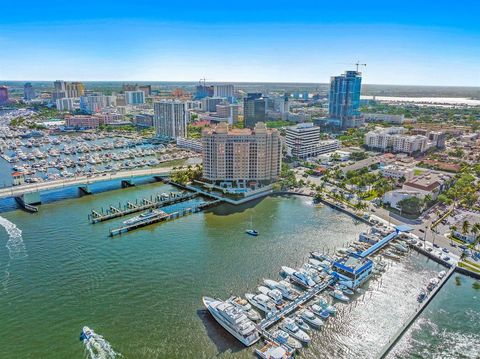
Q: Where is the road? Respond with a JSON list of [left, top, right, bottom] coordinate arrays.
[[0, 167, 174, 199]]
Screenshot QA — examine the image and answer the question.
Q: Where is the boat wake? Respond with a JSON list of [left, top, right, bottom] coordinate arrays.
[[0, 215, 27, 260], [0, 215, 26, 291], [82, 328, 121, 359]]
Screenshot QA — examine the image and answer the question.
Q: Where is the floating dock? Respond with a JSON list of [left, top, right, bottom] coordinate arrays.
[[109, 200, 222, 236], [89, 192, 198, 223]]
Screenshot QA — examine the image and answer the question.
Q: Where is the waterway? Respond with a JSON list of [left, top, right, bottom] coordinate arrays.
[[0, 182, 478, 358]]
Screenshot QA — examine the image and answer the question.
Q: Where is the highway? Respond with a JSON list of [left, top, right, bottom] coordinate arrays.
[[0, 167, 174, 200]]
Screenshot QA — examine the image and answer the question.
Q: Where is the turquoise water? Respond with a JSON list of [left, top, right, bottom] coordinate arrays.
[[0, 182, 478, 359]]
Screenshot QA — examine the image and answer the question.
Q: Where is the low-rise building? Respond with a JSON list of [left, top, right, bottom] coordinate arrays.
[[65, 115, 101, 129], [381, 164, 414, 181], [402, 172, 452, 199], [363, 113, 405, 124], [382, 190, 423, 210]]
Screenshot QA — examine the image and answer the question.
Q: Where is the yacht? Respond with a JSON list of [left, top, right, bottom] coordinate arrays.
[[310, 251, 329, 261], [245, 293, 277, 314], [315, 298, 337, 315], [263, 279, 299, 301], [302, 264, 322, 283], [427, 278, 439, 291], [438, 270, 446, 279], [254, 341, 294, 359], [310, 304, 330, 320], [300, 310, 324, 328], [123, 209, 164, 225], [281, 266, 316, 289], [280, 318, 311, 343], [329, 290, 350, 302], [393, 242, 408, 253], [202, 296, 260, 346], [258, 286, 284, 307], [227, 296, 262, 322], [272, 330, 302, 350], [417, 290, 427, 303], [336, 284, 354, 296], [293, 315, 310, 332], [80, 326, 94, 342]]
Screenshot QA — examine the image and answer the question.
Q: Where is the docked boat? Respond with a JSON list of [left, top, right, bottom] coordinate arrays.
[[202, 296, 260, 346], [245, 293, 277, 314], [123, 209, 164, 225], [336, 284, 354, 296], [293, 315, 311, 332], [227, 296, 262, 322], [258, 286, 285, 307], [254, 340, 294, 359], [310, 304, 330, 320], [329, 290, 350, 302], [280, 318, 311, 343], [263, 279, 299, 301], [300, 310, 324, 328], [427, 278, 439, 291], [438, 270, 446, 279], [417, 290, 427, 303], [393, 243, 408, 253], [310, 251, 329, 261], [315, 298, 337, 315], [281, 266, 316, 289], [272, 330, 302, 350]]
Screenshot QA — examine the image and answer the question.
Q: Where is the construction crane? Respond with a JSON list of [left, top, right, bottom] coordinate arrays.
[[354, 62, 367, 72]]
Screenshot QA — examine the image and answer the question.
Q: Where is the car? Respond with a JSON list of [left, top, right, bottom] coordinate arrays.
[[450, 243, 457, 247], [433, 243, 440, 248], [427, 247, 433, 252], [419, 229, 425, 233], [443, 256, 451, 261], [442, 248, 449, 253]]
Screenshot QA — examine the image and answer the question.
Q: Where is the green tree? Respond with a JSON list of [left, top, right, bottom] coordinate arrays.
[[397, 196, 424, 215]]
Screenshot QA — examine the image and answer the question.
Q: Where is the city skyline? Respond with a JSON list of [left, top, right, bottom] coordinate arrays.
[[1, 1, 479, 86]]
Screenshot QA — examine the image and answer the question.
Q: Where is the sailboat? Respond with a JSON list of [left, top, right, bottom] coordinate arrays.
[[245, 215, 258, 236]]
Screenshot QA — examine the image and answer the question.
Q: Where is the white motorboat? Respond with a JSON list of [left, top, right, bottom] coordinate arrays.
[[300, 309, 324, 328], [264, 279, 299, 301], [227, 296, 262, 322], [427, 278, 439, 291], [281, 266, 316, 289], [245, 293, 277, 314], [254, 340, 294, 359], [315, 298, 337, 315], [310, 304, 330, 320], [329, 289, 349, 302], [123, 209, 164, 225], [302, 263, 322, 283], [393, 243, 408, 253], [258, 286, 284, 306], [293, 315, 311, 332], [438, 270, 446, 279], [280, 318, 311, 343], [272, 330, 302, 350], [202, 296, 260, 346]]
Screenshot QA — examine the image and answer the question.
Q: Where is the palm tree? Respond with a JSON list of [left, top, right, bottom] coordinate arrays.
[[424, 194, 433, 205], [470, 223, 480, 244], [449, 225, 458, 242], [462, 220, 470, 235]]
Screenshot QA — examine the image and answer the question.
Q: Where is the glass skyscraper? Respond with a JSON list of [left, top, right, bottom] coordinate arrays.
[[328, 70, 363, 128]]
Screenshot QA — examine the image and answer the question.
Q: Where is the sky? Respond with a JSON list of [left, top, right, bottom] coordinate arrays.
[[0, 0, 479, 86]]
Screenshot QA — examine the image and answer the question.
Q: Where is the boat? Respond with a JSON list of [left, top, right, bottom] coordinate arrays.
[[272, 330, 302, 350], [310, 251, 329, 261], [328, 290, 349, 302], [281, 266, 316, 289], [438, 270, 446, 279], [302, 263, 322, 283], [258, 286, 285, 307], [293, 315, 311, 332], [315, 298, 337, 315], [246, 216, 258, 236], [310, 304, 330, 320], [80, 326, 94, 342], [417, 290, 427, 303], [336, 284, 354, 296], [263, 279, 300, 301], [123, 209, 164, 225], [427, 278, 439, 291], [300, 310, 324, 328], [245, 293, 277, 314], [393, 243, 408, 253], [202, 296, 260, 346], [254, 340, 294, 359], [280, 318, 311, 343], [227, 296, 262, 322]]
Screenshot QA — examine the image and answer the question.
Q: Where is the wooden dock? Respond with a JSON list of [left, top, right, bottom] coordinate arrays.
[[109, 200, 222, 236], [89, 191, 198, 223]]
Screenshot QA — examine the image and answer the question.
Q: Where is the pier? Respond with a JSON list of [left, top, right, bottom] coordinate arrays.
[[375, 266, 455, 359], [109, 200, 222, 236], [89, 191, 199, 223]]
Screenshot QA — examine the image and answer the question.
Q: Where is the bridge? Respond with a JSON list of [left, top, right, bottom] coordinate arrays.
[[0, 167, 174, 209]]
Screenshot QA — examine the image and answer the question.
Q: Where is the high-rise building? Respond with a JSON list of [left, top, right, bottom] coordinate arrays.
[[202, 97, 224, 112], [285, 123, 321, 158], [213, 84, 234, 99], [243, 93, 266, 128], [329, 70, 363, 128], [215, 103, 239, 125], [138, 85, 152, 96], [80, 94, 115, 114], [0, 86, 9, 105], [65, 82, 85, 98], [56, 98, 75, 112], [23, 83, 36, 100], [125, 91, 145, 105], [201, 122, 282, 185], [195, 84, 214, 100], [154, 100, 187, 139]]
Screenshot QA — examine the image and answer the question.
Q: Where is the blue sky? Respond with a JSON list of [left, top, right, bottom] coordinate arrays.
[[0, 0, 479, 85]]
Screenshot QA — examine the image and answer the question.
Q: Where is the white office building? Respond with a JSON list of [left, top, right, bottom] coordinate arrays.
[[154, 100, 187, 139], [213, 84, 234, 99], [125, 91, 145, 105], [365, 127, 427, 154], [56, 98, 75, 112], [285, 123, 320, 158]]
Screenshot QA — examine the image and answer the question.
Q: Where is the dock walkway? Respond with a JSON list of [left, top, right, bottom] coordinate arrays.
[[90, 192, 198, 223]]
